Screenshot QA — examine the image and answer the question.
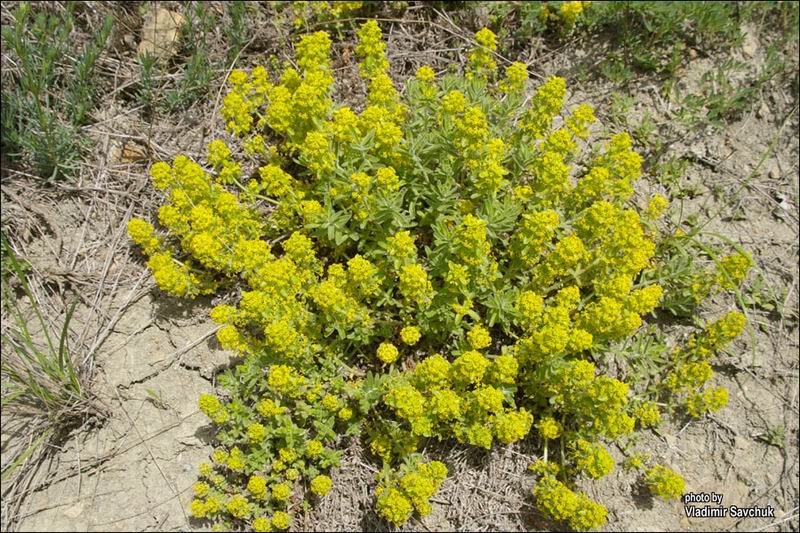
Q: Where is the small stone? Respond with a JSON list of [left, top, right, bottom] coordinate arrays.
[[741, 28, 758, 58], [768, 162, 780, 180], [123, 33, 137, 49], [138, 8, 184, 61]]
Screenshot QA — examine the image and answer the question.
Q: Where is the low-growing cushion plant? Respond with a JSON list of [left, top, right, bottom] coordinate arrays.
[[128, 21, 751, 531]]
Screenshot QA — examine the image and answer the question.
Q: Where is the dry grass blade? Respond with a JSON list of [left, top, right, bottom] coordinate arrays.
[[0, 234, 107, 531]]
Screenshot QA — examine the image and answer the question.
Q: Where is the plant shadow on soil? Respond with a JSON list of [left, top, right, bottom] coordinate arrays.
[[193, 422, 218, 447], [631, 480, 657, 510], [151, 290, 216, 324], [359, 505, 390, 532]]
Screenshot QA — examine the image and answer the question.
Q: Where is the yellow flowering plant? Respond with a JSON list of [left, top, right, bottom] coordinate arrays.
[[287, 1, 364, 30], [129, 22, 751, 531]]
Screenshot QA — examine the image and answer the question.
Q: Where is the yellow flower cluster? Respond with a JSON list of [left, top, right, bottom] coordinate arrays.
[[716, 252, 752, 289], [661, 311, 744, 417], [400, 325, 421, 345], [572, 439, 615, 479], [225, 494, 250, 520], [375, 460, 448, 526], [686, 249, 753, 305], [252, 516, 271, 532], [127, 218, 160, 256], [199, 393, 230, 425], [532, 475, 607, 531], [245, 475, 267, 501], [377, 342, 399, 364], [290, 1, 363, 28], [453, 213, 494, 268], [247, 422, 267, 443], [686, 386, 729, 417], [221, 67, 271, 135], [416, 65, 435, 83], [380, 347, 533, 453], [129, 153, 268, 298], [566, 104, 596, 140], [270, 511, 291, 530], [398, 263, 434, 307], [467, 27, 497, 79], [190, 498, 222, 519], [513, 209, 560, 267], [309, 475, 332, 496], [452, 350, 491, 385], [524, 359, 635, 441], [387, 230, 417, 259], [644, 465, 685, 500], [500, 61, 529, 93], [538, 416, 562, 440], [634, 400, 661, 428], [645, 193, 669, 219], [522, 76, 566, 139], [466, 324, 492, 350], [560, 1, 591, 27], [193, 364, 347, 525], [355, 20, 388, 81]]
